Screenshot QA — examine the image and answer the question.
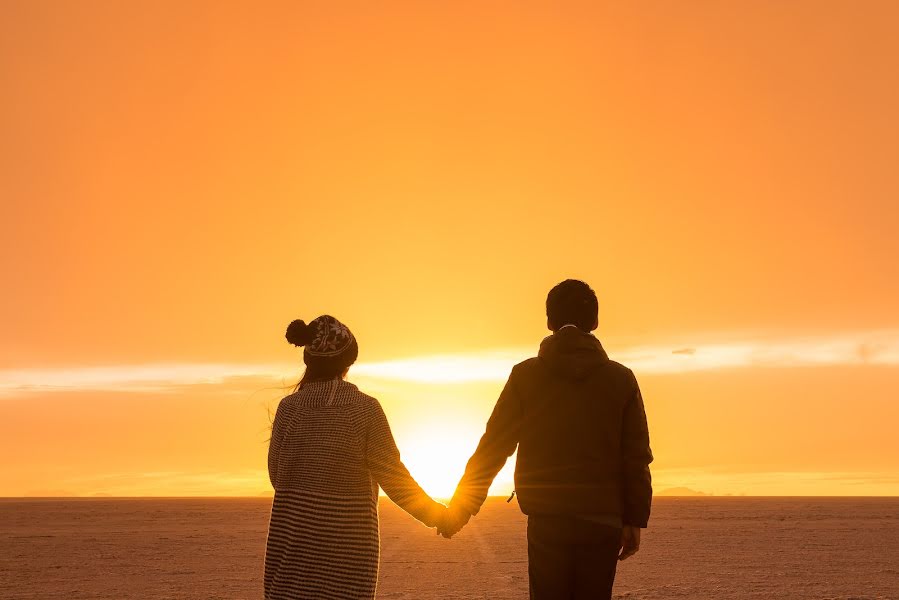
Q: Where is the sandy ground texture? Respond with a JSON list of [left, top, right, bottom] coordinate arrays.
[[1, 497, 897, 599]]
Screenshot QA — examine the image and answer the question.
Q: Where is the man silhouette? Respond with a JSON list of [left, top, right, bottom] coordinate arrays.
[[443, 279, 653, 599]]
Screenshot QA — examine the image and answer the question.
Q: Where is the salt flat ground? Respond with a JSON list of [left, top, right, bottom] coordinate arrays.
[[1, 497, 897, 599]]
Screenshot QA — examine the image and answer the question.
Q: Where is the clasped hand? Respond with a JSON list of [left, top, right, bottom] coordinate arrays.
[[435, 504, 471, 539]]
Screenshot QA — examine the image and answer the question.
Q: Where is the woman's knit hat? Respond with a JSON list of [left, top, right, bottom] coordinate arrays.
[[285, 315, 358, 370]]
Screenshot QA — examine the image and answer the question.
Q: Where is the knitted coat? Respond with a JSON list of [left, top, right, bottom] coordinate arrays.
[[265, 379, 442, 600]]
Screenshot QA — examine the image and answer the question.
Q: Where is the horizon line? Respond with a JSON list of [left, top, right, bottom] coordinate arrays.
[[3, 494, 898, 499]]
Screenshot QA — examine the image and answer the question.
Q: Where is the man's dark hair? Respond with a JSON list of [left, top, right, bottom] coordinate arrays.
[[546, 279, 598, 332]]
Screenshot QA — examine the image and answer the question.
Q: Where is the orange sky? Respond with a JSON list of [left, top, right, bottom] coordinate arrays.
[[2, 1, 898, 497]]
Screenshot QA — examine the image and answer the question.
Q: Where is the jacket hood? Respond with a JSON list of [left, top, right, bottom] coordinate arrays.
[[537, 326, 609, 379]]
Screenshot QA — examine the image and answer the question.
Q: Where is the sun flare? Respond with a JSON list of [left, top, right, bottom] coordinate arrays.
[[399, 430, 472, 499]]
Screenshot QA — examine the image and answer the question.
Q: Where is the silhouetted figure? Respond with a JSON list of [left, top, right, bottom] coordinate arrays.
[[265, 315, 446, 600], [441, 280, 653, 600]]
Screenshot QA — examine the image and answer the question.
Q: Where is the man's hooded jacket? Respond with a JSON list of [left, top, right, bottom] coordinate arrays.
[[451, 326, 653, 528]]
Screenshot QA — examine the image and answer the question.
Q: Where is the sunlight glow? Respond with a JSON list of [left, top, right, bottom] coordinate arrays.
[[399, 427, 476, 499], [397, 424, 516, 499]]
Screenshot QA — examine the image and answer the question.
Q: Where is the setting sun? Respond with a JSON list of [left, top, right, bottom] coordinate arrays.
[[400, 431, 472, 500], [399, 425, 515, 500]]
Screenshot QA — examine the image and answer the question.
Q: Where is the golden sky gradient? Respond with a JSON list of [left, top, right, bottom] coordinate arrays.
[[2, 1, 898, 497]]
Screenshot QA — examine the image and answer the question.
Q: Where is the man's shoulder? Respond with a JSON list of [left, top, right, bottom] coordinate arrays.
[[513, 355, 634, 375], [513, 355, 638, 392], [500, 357, 541, 387], [509, 357, 540, 376], [514, 356, 540, 369], [605, 358, 636, 377], [602, 360, 641, 390]]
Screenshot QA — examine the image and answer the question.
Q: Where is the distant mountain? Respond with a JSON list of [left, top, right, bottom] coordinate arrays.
[[23, 489, 77, 497], [656, 486, 711, 497]]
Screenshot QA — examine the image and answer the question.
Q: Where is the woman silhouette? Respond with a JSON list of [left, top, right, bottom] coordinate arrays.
[[264, 315, 446, 599]]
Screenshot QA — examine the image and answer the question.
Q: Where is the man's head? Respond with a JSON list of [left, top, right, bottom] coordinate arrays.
[[546, 279, 599, 332]]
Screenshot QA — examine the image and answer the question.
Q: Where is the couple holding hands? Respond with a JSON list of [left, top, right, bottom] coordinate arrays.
[[265, 279, 653, 600]]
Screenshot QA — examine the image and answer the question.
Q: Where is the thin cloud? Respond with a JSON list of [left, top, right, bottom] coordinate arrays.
[[355, 330, 899, 381], [2, 330, 898, 395], [620, 330, 899, 374], [0, 363, 294, 396]]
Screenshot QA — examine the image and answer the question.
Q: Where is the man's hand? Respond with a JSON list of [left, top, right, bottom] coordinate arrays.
[[618, 525, 641, 561], [436, 504, 471, 539]]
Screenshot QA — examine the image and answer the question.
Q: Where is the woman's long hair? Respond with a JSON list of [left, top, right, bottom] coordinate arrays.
[[292, 362, 347, 393]]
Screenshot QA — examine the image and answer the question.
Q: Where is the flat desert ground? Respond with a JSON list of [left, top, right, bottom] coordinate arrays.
[[2, 497, 897, 599]]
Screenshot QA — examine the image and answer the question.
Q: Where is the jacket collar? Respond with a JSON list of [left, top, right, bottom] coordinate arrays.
[[538, 327, 608, 379]]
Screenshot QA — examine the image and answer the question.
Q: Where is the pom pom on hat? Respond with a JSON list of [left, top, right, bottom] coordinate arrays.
[[286, 319, 314, 347]]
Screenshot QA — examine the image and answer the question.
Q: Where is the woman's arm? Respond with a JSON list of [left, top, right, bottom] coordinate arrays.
[[366, 401, 445, 527], [268, 402, 288, 489]]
